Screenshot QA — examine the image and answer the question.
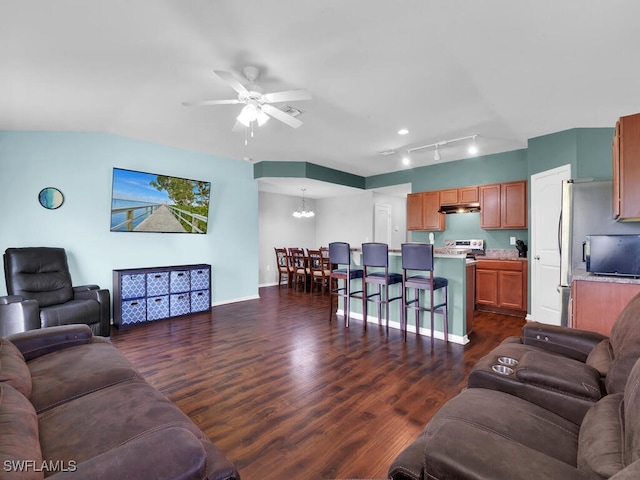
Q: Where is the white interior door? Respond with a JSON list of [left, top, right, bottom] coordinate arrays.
[[530, 164, 571, 324], [374, 203, 391, 244]]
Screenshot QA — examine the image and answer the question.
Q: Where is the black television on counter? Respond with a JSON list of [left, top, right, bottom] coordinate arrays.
[[110, 167, 211, 234]]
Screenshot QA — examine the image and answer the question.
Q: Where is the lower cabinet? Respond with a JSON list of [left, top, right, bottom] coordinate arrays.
[[475, 259, 527, 316], [571, 279, 640, 336], [113, 264, 211, 327]]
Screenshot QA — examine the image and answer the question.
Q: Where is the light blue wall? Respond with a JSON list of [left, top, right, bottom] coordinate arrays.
[[0, 131, 259, 304]]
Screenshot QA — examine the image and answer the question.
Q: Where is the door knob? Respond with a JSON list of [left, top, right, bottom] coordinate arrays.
[[534, 255, 541, 260]]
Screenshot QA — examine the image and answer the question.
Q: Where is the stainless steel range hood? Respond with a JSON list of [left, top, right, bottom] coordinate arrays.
[[437, 203, 481, 214]]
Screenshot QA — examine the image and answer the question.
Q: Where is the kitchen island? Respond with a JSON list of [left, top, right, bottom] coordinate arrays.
[[336, 250, 474, 344]]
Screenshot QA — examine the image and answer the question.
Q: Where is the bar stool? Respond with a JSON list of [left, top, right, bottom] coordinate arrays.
[[401, 243, 449, 343], [362, 242, 403, 332], [328, 242, 364, 328]]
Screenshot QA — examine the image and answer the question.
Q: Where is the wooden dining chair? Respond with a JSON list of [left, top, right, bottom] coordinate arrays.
[[289, 247, 309, 291], [274, 247, 293, 287], [308, 249, 331, 294]]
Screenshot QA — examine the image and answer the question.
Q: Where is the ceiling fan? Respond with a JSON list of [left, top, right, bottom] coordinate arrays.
[[182, 66, 312, 130]]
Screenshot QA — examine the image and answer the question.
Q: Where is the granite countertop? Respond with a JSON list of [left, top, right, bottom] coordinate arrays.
[[572, 268, 640, 284]]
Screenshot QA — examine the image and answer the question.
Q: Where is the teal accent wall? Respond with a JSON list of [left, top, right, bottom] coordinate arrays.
[[527, 127, 614, 180], [254, 161, 365, 189], [0, 131, 259, 303]]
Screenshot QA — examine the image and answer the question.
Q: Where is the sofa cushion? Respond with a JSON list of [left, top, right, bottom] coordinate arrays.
[[606, 292, 640, 394], [38, 379, 238, 480], [0, 383, 43, 480], [585, 339, 613, 377], [0, 338, 32, 398], [27, 342, 140, 413], [577, 393, 624, 478]]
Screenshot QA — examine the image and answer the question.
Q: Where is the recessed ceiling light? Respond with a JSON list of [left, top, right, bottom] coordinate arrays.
[[402, 155, 410, 166], [398, 128, 409, 135]]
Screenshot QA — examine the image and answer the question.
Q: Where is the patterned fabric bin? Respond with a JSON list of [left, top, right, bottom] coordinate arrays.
[[170, 270, 190, 293], [170, 293, 191, 317], [121, 274, 146, 300], [120, 299, 147, 325], [190, 267, 210, 291], [191, 290, 210, 312], [146, 295, 169, 321], [147, 272, 169, 297]]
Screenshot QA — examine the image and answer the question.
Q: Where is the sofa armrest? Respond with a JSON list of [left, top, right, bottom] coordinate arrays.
[[0, 295, 40, 336], [390, 419, 595, 480], [73, 286, 111, 337], [73, 284, 100, 293], [48, 426, 240, 480], [522, 321, 607, 362], [7, 324, 93, 361]]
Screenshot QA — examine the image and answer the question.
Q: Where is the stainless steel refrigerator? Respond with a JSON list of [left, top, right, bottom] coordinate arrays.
[[559, 179, 640, 325]]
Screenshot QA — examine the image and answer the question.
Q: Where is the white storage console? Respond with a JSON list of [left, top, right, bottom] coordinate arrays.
[[113, 264, 211, 327]]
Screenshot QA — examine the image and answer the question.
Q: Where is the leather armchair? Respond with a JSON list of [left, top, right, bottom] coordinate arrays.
[[0, 247, 110, 337]]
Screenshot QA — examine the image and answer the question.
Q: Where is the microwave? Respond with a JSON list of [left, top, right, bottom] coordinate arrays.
[[585, 235, 640, 277]]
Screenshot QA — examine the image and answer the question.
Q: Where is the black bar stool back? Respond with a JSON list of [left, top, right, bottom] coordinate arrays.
[[328, 242, 364, 328], [401, 243, 449, 343], [362, 243, 403, 332]]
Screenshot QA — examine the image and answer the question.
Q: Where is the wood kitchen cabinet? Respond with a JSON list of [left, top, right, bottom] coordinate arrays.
[[571, 279, 640, 336], [475, 259, 527, 316], [613, 112, 640, 221], [440, 186, 479, 205], [406, 191, 445, 231], [479, 181, 527, 229]]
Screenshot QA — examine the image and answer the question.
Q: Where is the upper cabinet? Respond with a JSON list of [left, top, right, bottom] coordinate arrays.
[[613, 112, 640, 221], [480, 181, 527, 229], [407, 191, 445, 231], [407, 181, 526, 231], [440, 186, 479, 205]]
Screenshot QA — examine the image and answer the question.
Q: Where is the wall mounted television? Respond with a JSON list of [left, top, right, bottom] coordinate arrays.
[[110, 167, 211, 234]]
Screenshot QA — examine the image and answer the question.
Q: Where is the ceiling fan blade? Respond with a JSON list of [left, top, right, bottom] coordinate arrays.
[[262, 104, 303, 129], [213, 70, 249, 94], [263, 89, 312, 103], [182, 99, 240, 107]]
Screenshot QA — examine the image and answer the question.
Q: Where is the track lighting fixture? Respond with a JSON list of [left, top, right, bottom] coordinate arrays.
[[406, 134, 479, 163]]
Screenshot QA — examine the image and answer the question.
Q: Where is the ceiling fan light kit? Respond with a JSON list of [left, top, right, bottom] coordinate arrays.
[[183, 66, 311, 143]]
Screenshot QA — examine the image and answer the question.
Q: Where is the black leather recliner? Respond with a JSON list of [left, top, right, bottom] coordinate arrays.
[[0, 247, 110, 337]]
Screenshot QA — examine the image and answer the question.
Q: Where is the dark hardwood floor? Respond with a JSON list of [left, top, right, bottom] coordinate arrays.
[[110, 285, 525, 480]]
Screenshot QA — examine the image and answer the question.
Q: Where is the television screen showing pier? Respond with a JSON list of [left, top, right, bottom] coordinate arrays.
[[110, 168, 211, 234]]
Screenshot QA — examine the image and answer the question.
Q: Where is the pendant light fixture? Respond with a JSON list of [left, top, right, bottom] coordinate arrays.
[[292, 189, 315, 218]]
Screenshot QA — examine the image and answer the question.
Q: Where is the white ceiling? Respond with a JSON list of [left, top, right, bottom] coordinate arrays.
[[2, 1, 639, 198]]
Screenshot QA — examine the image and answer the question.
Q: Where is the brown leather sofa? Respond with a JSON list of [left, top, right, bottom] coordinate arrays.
[[389, 356, 640, 479], [466, 291, 640, 424], [0, 324, 240, 479], [389, 292, 640, 479]]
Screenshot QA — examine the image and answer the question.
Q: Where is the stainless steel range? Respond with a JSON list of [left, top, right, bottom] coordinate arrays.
[[438, 239, 485, 258]]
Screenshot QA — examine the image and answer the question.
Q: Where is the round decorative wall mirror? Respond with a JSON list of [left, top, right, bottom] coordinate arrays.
[[38, 187, 64, 210]]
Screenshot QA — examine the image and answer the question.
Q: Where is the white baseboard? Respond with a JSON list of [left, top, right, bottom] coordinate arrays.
[[211, 294, 260, 307], [336, 309, 469, 345]]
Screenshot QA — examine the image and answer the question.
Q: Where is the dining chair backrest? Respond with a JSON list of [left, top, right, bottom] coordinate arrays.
[[401, 243, 434, 272], [274, 248, 289, 271], [328, 242, 351, 266], [289, 247, 307, 269], [362, 242, 389, 268]]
